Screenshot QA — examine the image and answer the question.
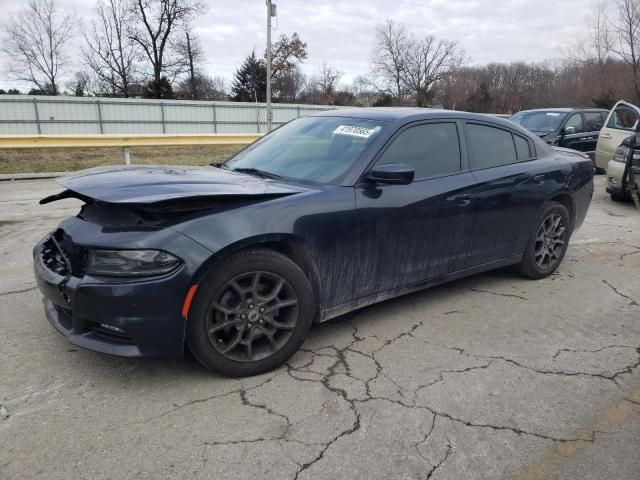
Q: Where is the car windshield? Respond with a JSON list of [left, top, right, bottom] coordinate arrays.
[[510, 111, 567, 134], [223, 116, 387, 184]]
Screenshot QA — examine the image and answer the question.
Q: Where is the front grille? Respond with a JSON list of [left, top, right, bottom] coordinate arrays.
[[42, 236, 72, 277], [42, 230, 87, 277]]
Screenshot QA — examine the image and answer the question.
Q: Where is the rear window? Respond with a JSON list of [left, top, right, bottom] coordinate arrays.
[[466, 124, 517, 169], [607, 106, 639, 131]]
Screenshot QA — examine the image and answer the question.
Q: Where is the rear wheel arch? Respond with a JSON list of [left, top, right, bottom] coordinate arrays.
[[548, 193, 575, 229]]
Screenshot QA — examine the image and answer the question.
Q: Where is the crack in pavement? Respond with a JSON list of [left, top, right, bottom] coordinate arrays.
[[0, 286, 37, 297], [602, 279, 639, 307], [425, 440, 452, 480], [446, 284, 529, 301], [135, 303, 640, 478]]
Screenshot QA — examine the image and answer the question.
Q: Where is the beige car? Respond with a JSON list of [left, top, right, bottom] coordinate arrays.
[[597, 100, 640, 201], [595, 100, 639, 173]]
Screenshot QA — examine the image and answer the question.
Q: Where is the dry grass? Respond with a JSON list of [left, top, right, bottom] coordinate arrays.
[[0, 144, 245, 174]]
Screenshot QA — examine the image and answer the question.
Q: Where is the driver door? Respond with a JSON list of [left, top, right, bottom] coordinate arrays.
[[354, 121, 476, 299]]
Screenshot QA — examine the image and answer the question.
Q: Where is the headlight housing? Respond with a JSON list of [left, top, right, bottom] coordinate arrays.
[[87, 249, 182, 277], [613, 145, 630, 163], [613, 145, 640, 163]]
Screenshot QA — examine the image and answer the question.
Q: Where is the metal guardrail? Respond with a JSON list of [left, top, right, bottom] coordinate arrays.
[[0, 133, 262, 149], [0, 133, 263, 166]]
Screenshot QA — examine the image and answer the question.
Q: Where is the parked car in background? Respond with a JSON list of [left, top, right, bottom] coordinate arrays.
[[596, 100, 640, 175], [510, 108, 608, 167], [34, 109, 594, 377]]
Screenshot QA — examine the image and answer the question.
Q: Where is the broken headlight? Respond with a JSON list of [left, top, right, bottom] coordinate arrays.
[[87, 249, 182, 277]]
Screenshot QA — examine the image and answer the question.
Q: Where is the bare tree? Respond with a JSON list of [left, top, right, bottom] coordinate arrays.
[[371, 20, 465, 106], [614, 0, 640, 101], [83, 0, 140, 97], [2, 0, 75, 95], [371, 20, 412, 104], [129, 0, 206, 98], [174, 28, 204, 99], [404, 36, 465, 107], [312, 63, 343, 104]]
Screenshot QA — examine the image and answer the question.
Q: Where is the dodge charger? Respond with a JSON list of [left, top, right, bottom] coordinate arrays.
[[34, 109, 594, 376]]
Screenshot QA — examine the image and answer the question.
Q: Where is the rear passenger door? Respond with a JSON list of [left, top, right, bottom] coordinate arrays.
[[464, 122, 553, 266], [355, 121, 476, 298]]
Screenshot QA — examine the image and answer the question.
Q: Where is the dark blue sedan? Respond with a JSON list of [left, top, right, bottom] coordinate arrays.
[[34, 108, 594, 376]]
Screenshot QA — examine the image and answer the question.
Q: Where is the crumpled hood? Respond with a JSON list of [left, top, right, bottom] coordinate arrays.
[[51, 165, 309, 204]]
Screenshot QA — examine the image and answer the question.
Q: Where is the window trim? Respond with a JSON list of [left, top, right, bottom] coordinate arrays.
[[464, 121, 537, 171], [607, 105, 640, 132], [563, 112, 585, 135], [357, 119, 467, 185]]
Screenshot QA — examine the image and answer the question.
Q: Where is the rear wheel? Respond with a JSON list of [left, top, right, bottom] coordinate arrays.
[[187, 249, 316, 377], [517, 202, 571, 279]]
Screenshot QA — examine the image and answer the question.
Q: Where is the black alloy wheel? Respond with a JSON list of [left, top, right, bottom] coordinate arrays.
[[533, 213, 566, 270], [517, 202, 571, 279], [187, 248, 315, 377], [207, 271, 299, 362]]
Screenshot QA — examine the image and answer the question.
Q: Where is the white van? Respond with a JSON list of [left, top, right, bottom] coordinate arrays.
[[595, 100, 640, 173]]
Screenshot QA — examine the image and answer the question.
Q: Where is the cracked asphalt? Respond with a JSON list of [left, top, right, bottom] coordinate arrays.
[[1, 176, 639, 480]]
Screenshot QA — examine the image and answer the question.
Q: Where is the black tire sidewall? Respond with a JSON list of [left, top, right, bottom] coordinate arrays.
[[519, 202, 571, 279], [186, 249, 316, 377]]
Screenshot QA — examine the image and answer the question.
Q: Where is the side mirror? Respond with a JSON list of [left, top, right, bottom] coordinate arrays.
[[367, 163, 415, 185], [563, 126, 576, 135]]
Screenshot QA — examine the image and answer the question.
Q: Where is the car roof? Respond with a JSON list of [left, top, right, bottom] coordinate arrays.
[[513, 107, 608, 114], [310, 107, 513, 124]]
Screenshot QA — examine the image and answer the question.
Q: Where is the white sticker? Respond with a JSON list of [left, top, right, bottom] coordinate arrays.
[[545, 113, 561, 117], [333, 125, 378, 138]]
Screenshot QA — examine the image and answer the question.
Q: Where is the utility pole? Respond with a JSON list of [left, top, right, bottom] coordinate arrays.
[[266, 0, 275, 132]]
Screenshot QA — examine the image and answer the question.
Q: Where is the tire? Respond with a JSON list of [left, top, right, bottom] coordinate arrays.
[[517, 202, 571, 280], [186, 248, 316, 377], [610, 193, 627, 202]]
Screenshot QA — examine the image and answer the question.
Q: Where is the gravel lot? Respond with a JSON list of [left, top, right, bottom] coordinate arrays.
[[1, 176, 639, 480]]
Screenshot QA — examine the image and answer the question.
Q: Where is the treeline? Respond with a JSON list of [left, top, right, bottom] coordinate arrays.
[[2, 0, 639, 112]]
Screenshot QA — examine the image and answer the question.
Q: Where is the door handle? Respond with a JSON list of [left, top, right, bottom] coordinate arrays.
[[447, 193, 472, 206], [600, 133, 612, 139], [532, 174, 545, 184]]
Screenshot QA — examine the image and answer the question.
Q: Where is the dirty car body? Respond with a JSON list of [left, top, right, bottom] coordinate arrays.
[[34, 109, 594, 375]]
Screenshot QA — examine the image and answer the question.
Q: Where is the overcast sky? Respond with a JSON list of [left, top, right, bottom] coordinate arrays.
[[0, 0, 595, 92]]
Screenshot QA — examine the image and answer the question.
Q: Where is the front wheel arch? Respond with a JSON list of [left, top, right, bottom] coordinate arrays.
[[188, 234, 322, 319]]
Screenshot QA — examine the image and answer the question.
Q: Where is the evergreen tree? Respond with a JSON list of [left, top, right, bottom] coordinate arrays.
[[143, 77, 175, 99], [231, 51, 267, 102]]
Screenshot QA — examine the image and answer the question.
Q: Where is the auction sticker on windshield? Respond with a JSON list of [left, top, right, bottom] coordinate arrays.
[[333, 125, 379, 138]]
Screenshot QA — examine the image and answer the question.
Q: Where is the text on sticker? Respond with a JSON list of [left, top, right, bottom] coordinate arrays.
[[333, 125, 377, 138]]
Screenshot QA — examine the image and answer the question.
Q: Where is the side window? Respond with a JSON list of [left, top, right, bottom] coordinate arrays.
[[564, 113, 584, 134], [584, 112, 604, 131], [466, 123, 517, 169], [607, 106, 639, 131], [513, 134, 533, 161], [376, 123, 461, 180]]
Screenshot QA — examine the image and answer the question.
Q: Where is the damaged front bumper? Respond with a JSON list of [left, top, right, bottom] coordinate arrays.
[[33, 218, 213, 359]]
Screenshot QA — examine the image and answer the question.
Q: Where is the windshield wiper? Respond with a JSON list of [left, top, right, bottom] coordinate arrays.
[[232, 167, 284, 180]]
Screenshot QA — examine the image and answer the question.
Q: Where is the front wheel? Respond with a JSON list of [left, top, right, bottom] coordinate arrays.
[[517, 202, 571, 279], [187, 249, 316, 377]]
